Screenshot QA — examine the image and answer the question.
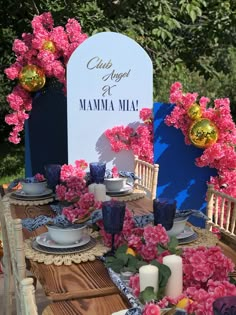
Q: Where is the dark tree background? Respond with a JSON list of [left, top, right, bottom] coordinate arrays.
[[0, 0, 235, 179]]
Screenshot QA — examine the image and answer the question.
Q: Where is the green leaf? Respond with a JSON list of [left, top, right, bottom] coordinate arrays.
[[116, 253, 129, 265], [190, 10, 197, 23], [115, 244, 128, 256], [139, 287, 157, 304], [150, 260, 171, 291], [108, 258, 125, 273]]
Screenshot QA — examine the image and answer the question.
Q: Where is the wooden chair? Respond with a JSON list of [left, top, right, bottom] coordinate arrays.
[[0, 195, 14, 315], [134, 155, 159, 200], [206, 184, 236, 241], [1, 196, 55, 314], [21, 277, 39, 315]]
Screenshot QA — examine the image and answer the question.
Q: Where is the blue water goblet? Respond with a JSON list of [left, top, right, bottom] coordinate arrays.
[[102, 200, 126, 255], [44, 164, 61, 192], [153, 198, 176, 231], [213, 296, 236, 315], [89, 162, 106, 184]]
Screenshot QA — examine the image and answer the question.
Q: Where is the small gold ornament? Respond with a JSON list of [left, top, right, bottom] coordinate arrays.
[[189, 118, 218, 149], [19, 65, 46, 92], [187, 104, 202, 120], [42, 40, 56, 53]]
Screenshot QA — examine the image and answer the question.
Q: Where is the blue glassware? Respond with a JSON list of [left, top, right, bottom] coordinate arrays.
[[213, 296, 236, 315], [102, 200, 126, 254], [44, 164, 61, 192], [153, 198, 176, 231], [89, 162, 106, 184]]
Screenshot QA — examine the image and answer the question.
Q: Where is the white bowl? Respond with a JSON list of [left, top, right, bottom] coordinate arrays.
[[47, 224, 87, 245], [104, 178, 127, 191], [21, 180, 47, 195], [167, 217, 188, 237]]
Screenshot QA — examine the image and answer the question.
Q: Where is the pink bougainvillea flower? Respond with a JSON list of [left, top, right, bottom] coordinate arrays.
[[4, 12, 87, 144]]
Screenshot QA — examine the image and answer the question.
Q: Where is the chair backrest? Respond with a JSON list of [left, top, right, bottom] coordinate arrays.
[[21, 277, 39, 315], [206, 184, 236, 240], [2, 196, 26, 314], [134, 155, 159, 200], [0, 195, 14, 315]]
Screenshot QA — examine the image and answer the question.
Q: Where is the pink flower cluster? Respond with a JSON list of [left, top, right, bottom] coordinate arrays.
[[166, 82, 236, 197], [129, 245, 235, 315], [5, 12, 87, 144], [127, 224, 169, 262], [34, 173, 46, 182], [56, 160, 100, 223], [105, 108, 153, 163], [98, 211, 170, 262], [182, 246, 234, 289]]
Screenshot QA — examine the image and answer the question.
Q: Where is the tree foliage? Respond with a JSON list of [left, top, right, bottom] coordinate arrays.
[[0, 0, 236, 143]]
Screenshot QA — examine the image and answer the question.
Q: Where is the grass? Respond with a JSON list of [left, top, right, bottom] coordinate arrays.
[[0, 142, 25, 185]]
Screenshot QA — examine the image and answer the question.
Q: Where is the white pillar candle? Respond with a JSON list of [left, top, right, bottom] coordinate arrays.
[[88, 183, 96, 194], [139, 265, 159, 293], [94, 184, 107, 202], [163, 254, 183, 298]]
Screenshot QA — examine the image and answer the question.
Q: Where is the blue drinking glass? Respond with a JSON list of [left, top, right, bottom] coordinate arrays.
[[44, 164, 61, 192], [213, 296, 236, 315], [89, 162, 106, 184], [102, 200, 126, 254], [153, 198, 176, 231]]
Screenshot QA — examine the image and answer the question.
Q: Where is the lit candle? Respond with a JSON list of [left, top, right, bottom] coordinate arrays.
[[88, 183, 96, 194], [163, 254, 183, 298], [139, 265, 159, 293], [94, 184, 107, 202]]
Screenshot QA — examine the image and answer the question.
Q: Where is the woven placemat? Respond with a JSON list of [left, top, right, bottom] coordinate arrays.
[[25, 231, 109, 265], [179, 226, 218, 248], [113, 189, 146, 202]]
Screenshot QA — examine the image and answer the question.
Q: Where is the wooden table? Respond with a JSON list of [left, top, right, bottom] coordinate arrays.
[[10, 196, 236, 314]]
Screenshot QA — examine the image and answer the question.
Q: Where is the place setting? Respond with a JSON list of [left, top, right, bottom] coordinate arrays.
[[31, 224, 96, 255]]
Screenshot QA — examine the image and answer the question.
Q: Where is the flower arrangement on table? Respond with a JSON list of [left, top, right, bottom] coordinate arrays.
[[97, 209, 236, 315], [55, 159, 101, 224], [4, 12, 87, 144]]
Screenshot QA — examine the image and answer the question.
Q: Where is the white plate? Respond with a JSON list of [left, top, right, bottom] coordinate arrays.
[[106, 185, 133, 194], [12, 188, 53, 198], [176, 226, 195, 240], [36, 232, 90, 249]]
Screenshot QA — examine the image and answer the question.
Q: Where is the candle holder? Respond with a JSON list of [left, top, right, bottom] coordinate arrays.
[[153, 198, 176, 231], [213, 296, 236, 315], [44, 164, 61, 192], [102, 200, 126, 255], [89, 162, 106, 184]]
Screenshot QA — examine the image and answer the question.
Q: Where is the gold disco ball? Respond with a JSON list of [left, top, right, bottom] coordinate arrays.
[[187, 104, 202, 120], [42, 40, 56, 53], [189, 118, 218, 149], [19, 65, 46, 92]]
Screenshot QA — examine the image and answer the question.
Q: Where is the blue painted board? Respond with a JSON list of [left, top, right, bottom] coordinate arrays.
[[153, 102, 217, 227], [25, 83, 68, 177]]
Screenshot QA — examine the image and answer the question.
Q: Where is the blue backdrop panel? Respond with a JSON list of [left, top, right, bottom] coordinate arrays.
[[25, 84, 68, 177], [153, 102, 217, 227]]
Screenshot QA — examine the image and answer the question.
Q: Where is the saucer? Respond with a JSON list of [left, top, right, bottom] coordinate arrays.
[[11, 188, 53, 199], [178, 232, 198, 245], [106, 185, 133, 196], [36, 232, 90, 249], [176, 226, 195, 240]]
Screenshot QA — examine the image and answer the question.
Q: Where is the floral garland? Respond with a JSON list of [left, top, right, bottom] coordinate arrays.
[[166, 82, 236, 197], [4, 12, 87, 144], [129, 246, 236, 314], [105, 108, 153, 163], [97, 209, 235, 314]]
